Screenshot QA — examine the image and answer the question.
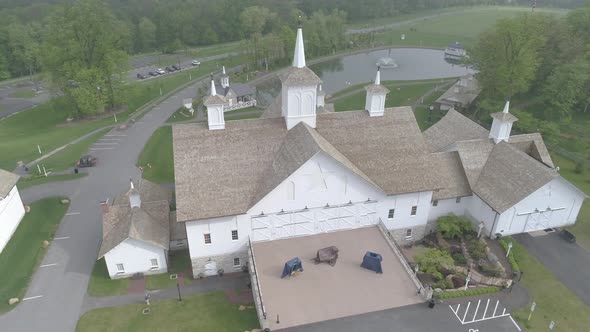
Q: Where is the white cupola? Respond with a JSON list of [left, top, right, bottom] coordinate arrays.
[[220, 66, 229, 89], [280, 18, 321, 130], [316, 84, 325, 108], [489, 100, 518, 143], [204, 79, 226, 130], [364, 66, 389, 117], [128, 180, 141, 208]]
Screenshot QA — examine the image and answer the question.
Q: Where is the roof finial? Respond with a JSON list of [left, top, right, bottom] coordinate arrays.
[[293, 16, 306, 68], [210, 79, 217, 96], [222, 66, 226, 75], [502, 99, 510, 114], [374, 66, 381, 85], [297, 15, 303, 29], [129, 178, 134, 189]]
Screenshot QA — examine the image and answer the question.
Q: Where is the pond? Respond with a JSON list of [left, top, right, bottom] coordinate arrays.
[[255, 48, 474, 105]]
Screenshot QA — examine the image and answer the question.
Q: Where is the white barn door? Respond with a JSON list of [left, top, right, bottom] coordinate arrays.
[[358, 202, 378, 227], [251, 216, 272, 241]]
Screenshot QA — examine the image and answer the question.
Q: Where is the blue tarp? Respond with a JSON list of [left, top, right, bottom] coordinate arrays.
[[281, 257, 304, 278], [361, 251, 383, 273]]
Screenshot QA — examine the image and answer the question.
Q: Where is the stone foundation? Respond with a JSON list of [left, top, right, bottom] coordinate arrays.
[[389, 224, 427, 245], [191, 251, 248, 278]]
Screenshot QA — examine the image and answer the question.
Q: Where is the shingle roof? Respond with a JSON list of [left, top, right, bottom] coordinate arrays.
[[203, 94, 226, 106], [98, 179, 171, 258], [508, 133, 554, 168], [473, 142, 558, 213], [215, 83, 256, 98], [280, 66, 321, 85], [0, 169, 19, 199], [365, 84, 390, 94], [491, 112, 518, 123], [423, 109, 489, 152], [431, 151, 473, 200]]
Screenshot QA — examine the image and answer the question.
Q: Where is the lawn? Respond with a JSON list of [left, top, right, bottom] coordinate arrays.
[[17, 173, 87, 190], [225, 111, 263, 121], [0, 197, 69, 313], [87, 259, 129, 297], [511, 240, 590, 331], [137, 126, 174, 184], [145, 250, 191, 290], [167, 106, 198, 123], [10, 88, 36, 99], [76, 291, 259, 332]]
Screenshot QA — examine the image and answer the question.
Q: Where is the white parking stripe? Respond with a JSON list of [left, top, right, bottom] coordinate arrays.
[[40, 263, 58, 268], [509, 316, 522, 331], [94, 143, 118, 145], [99, 138, 120, 141], [450, 299, 513, 325], [90, 147, 115, 150], [105, 134, 127, 137], [54, 236, 70, 240], [462, 301, 470, 322], [22, 295, 43, 301], [472, 299, 481, 321], [65, 212, 80, 216]]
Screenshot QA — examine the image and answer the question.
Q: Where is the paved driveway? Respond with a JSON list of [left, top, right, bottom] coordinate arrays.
[[514, 232, 590, 306]]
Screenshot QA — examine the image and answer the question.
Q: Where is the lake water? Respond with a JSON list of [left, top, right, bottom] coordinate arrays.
[[256, 48, 474, 105]]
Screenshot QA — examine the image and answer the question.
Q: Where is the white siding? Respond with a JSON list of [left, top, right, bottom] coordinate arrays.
[[104, 238, 168, 279], [466, 195, 498, 237], [185, 214, 250, 259], [494, 177, 586, 236], [0, 185, 26, 253], [428, 196, 469, 222]]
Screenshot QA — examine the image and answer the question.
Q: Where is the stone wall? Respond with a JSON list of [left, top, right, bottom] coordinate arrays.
[[191, 250, 248, 277], [389, 224, 428, 245]]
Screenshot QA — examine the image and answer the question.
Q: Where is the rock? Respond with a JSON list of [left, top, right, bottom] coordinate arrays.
[[434, 288, 443, 293], [452, 276, 466, 288], [60, 199, 70, 204], [42, 240, 50, 247], [8, 298, 19, 305], [246, 305, 255, 309], [25, 205, 31, 213], [238, 305, 246, 311]]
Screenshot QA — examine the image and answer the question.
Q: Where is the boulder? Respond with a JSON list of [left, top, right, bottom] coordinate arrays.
[[8, 298, 19, 305], [25, 205, 31, 213], [434, 288, 443, 293], [60, 199, 70, 204], [42, 240, 50, 248], [452, 276, 466, 288], [238, 305, 246, 311]]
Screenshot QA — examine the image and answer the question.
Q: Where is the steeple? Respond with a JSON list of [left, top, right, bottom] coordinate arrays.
[[364, 66, 389, 117], [293, 17, 306, 68], [128, 179, 141, 208], [220, 66, 229, 89], [489, 99, 518, 143], [204, 78, 226, 130]]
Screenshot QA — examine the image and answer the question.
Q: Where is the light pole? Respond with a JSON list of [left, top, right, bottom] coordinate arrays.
[[464, 273, 471, 291], [176, 282, 183, 303], [506, 242, 513, 257]]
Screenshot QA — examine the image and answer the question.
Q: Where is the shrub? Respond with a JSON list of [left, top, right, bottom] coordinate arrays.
[[436, 214, 475, 239], [498, 237, 520, 273], [574, 162, 584, 174], [452, 253, 467, 265], [435, 232, 450, 251], [478, 263, 501, 277], [432, 278, 453, 290], [468, 240, 487, 260], [435, 286, 500, 299], [451, 275, 466, 288], [415, 248, 455, 281]]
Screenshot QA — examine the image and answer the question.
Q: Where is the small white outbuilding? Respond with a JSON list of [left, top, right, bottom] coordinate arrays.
[[0, 169, 25, 253]]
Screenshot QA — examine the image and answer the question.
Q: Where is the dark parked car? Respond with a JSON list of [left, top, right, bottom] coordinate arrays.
[[76, 155, 97, 168], [559, 229, 576, 243], [136, 73, 146, 80], [165, 66, 175, 72], [172, 64, 181, 71], [148, 71, 158, 76]]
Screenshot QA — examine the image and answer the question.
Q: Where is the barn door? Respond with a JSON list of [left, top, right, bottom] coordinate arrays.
[[358, 202, 378, 227], [251, 216, 272, 242]]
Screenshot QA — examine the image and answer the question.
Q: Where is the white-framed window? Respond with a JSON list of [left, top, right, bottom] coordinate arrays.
[[388, 209, 395, 219], [231, 230, 239, 241], [150, 259, 159, 269], [116, 263, 125, 274], [411, 206, 417, 216], [204, 233, 211, 244], [456, 197, 462, 203], [406, 229, 413, 238], [233, 257, 241, 268], [432, 200, 438, 207]]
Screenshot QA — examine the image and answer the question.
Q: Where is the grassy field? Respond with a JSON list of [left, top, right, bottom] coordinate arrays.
[[76, 291, 259, 332], [511, 240, 590, 331], [145, 251, 191, 290], [10, 89, 36, 99], [0, 197, 69, 313], [87, 259, 130, 297], [17, 173, 87, 190], [137, 126, 174, 184]]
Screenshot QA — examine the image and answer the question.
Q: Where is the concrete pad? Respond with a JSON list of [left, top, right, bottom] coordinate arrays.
[[252, 226, 422, 330]]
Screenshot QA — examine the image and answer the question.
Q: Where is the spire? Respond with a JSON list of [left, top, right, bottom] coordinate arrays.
[[130, 179, 134, 189], [210, 79, 217, 96], [502, 99, 510, 113], [222, 66, 226, 75], [293, 16, 306, 68], [375, 66, 381, 85]]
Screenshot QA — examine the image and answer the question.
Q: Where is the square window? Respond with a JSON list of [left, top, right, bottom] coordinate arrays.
[[233, 257, 241, 267], [204, 233, 211, 244], [116, 263, 125, 273], [456, 197, 462, 203], [406, 229, 412, 237], [411, 206, 417, 216], [388, 209, 395, 219], [231, 230, 239, 241], [150, 259, 158, 269], [432, 200, 438, 207]]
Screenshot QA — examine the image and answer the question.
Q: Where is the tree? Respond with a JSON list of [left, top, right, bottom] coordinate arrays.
[[541, 60, 589, 119], [436, 214, 474, 239], [138, 17, 156, 52], [415, 248, 455, 281], [43, 0, 128, 117]]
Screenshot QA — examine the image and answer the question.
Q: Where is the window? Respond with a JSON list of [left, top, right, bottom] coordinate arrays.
[[231, 230, 239, 241], [233, 257, 241, 268], [388, 209, 395, 219], [456, 197, 462, 203], [411, 206, 417, 216], [116, 263, 125, 273], [204, 233, 211, 244], [406, 229, 413, 238], [150, 259, 159, 269], [432, 200, 438, 207]]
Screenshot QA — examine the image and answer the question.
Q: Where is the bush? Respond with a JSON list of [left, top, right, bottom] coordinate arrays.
[[415, 248, 455, 281], [498, 237, 520, 273], [478, 263, 501, 277], [432, 278, 453, 290], [452, 253, 467, 265], [468, 240, 487, 260], [435, 286, 500, 299], [451, 275, 466, 288], [574, 162, 585, 174], [435, 232, 450, 251], [436, 214, 474, 239]]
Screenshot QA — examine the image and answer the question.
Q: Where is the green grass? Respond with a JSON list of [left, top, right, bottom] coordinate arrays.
[[137, 126, 174, 184], [17, 173, 87, 190], [0, 197, 69, 313], [10, 89, 36, 99], [511, 240, 590, 331], [225, 112, 263, 121], [37, 128, 112, 172], [145, 251, 191, 290], [87, 259, 130, 297], [436, 286, 499, 300], [76, 290, 259, 332], [167, 106, 198, 123]]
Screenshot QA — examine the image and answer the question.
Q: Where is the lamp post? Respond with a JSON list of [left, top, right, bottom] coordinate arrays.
[[428, 105, 434, 123], [176, 281, 183, 303], [464, 273, 471, 291], [506, 242, 513, 257]]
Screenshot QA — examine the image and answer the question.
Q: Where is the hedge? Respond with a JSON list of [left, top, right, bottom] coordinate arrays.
[[498, 237, 520, 273], [435, 286, 500, 299]]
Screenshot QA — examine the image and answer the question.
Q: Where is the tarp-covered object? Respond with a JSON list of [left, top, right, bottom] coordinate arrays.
[[361, 251, 383, 273], [314, 246, 339, 266], [281, 257, 304, 278]]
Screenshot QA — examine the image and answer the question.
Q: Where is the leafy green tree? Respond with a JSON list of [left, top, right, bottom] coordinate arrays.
[[415, 248, 454, 281], [138, 17, 156, 52], [541, 61, 589, 119], [436, 214, 474, 239]]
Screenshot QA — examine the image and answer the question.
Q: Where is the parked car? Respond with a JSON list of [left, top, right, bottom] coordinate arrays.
[[136, 73, 146, 80], [148, 71, 158, 76], [172, 64, 181, 71], [76, 155, 97, 168], [156, 68, 166, 75], [165, 66, 175, 72], [559, 229, 576, 243], [191, 60, 201, 66]]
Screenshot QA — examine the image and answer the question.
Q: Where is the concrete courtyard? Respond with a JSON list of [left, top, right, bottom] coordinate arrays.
[[252, 226, 423, 330]]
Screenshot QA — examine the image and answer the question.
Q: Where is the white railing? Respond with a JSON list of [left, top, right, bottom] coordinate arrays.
[[224, 99, 257, 112], [248, 238, 269, 330]]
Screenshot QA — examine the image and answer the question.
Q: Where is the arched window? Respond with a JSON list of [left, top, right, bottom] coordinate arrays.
[[287, 181, 295, 200]]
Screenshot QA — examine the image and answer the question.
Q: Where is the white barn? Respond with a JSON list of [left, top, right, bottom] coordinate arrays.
[[98, 179, 171, 279], [0, 169, 25, 254], [172, 24, 586, 277]]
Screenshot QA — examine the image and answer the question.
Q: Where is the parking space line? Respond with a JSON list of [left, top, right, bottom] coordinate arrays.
[[40, 263, 58, 268], [65, 212, 80, 216], [105, 134, 127, 137], [472, 299, 481, 321], [94, 143, 118, 145], [98, 138, 121, 141], [22, 295, 43, 301], [90, 147, 115, 150], [54, 236, 70, 240], [483, 299, 490, 320], [462, 301, 470, 322], [509, 316, 522, 331], [450, 299, 513, 325]]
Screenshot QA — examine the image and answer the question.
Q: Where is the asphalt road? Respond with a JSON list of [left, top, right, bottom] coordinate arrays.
[[514, 232, 590, 306], [0, 78, 201, 332], [0, 82, 50, 119]]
